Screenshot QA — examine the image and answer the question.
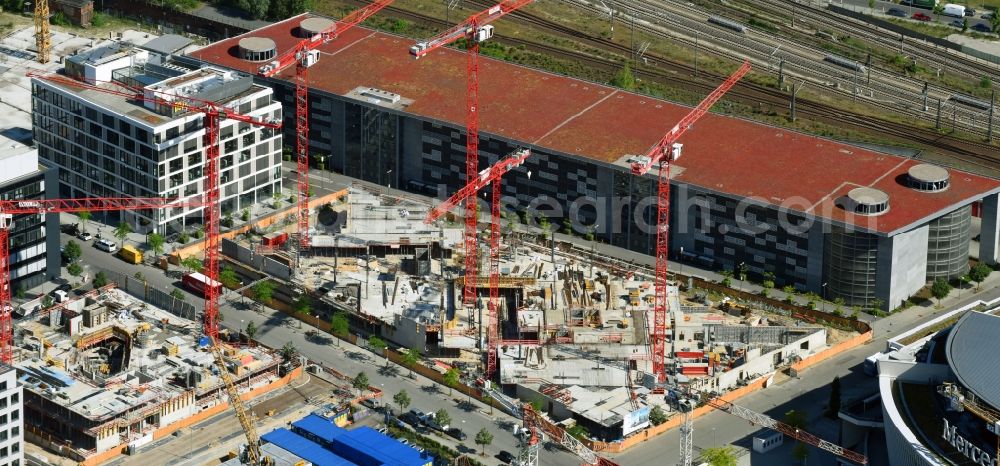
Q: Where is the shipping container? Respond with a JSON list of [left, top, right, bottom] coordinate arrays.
[[182, 272, 223, 296], [262, 231, 289, 246], [118, 245, 143, 264]]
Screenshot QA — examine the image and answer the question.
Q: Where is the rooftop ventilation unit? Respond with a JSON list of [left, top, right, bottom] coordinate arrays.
[[841, 187, 890, 216], [906, 163, 950, 192], [238, 37, 277, 62], [361, 87, 402, 104]]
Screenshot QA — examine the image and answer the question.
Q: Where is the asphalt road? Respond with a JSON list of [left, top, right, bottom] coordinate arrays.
[[836, 0, 995, 30]]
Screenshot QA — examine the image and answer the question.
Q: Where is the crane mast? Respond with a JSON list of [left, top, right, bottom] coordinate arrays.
[[258, 1, 395, 262], [411, 0, 536, 380], [411, 0, 536, 311], [629, 61, 751, 384], [425, 149, 529, 378]]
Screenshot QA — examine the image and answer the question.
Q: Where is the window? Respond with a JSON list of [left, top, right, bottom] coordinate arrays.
[[11, 410, 18, 421]]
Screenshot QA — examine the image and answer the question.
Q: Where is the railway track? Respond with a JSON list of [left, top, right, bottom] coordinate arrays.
[[339, 0, 999, 169], [753, 0, 998, 84], [573, 0, 994, 138]]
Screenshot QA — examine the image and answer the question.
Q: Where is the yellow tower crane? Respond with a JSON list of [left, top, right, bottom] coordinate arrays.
[[210, 339, 272, 465], [33, 0, 50, 64]]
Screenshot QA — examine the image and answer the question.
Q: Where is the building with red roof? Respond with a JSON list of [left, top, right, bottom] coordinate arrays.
[[182, 14, 1000, 310]]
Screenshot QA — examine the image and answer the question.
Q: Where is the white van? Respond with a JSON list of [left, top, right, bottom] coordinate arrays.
[[943, 3, 966, 17], [95, 239, 117, 252]]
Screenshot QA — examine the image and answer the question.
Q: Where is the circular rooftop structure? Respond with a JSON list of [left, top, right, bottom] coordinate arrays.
[[907, 163, 950, 192], [846, 187, 890, 216], [947, 312, 1000, 412], [238, 37, 277, 62], [300, 18, 335, 37]]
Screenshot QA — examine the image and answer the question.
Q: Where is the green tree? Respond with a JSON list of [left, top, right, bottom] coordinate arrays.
[[368, 335, 387, 364], [538, 215, 551, 241], [931, 277, 952, 305], [785, 409, 810, 464], [41, 295, 53, 310], [825, 376, 842, 419], [435, 409, 451, 429], [353, 371, 370, 393], [792, 442, 810, 464], [280, 341, 297, 363], [14, 287, 25, 301], [443, 368, 460, 395], [970, 262, 991, 290], [219, 267, 240, 289], [245, 320, 258, 341], [78, 210, 91, 234], [785, 409, 807, 428], [393, 390, 411, 414], [180, 256, 203, 273], [330, 312, 349, 346], [67, 262, 83, 277], [867, 0, 875, 10], [566, 425, 588, 440], [871, 298, 885, 314], [63, 240, 81, 263], [762, 271, 776, 289], [782, 284, 796, 295], [701, 446, 738, 466], [294, 295, 311, 317], [933, 2, 944, 17], [241, 209, 250, 222], [401, 348, 420, 377], [474, 428, 494, 456], [114, 222, 132, 245], [178, 232, 190, 244], [252, 280, 274, 305], [93, 271, 108, 288], [649, 405, 667, 426], [992, 11, 1000, 32], [170, 289, 186, 301], [238, 0, 270, 19], [963, 17, 969, 33], [147, 232, 165, 256], [611, 62, 636, 90]]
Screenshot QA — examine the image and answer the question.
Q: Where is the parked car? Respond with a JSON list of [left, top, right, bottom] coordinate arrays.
[[53, 284, 71, 294], [94, 239, 117, 252], [496, 451, 516, 464], [973, 22, 993, 32], [887, 7, 907, 17], [360, 398, 380, 410], [60, 223, 79, 235], [77, 231, 93, 241], [912, 12, 932, 20], [446, 427, 467, 441], [951, 19, 966, 27], [982, 11, 995, 19], [966, 7, 977, 16], [399, 412, 422, 428]]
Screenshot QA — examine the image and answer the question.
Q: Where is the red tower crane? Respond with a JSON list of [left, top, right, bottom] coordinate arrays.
[[410, 0, 537, 311], [258, 1, 394, 259], [29, 71, 282, 342], [0, 197, 202, 363], [629, 61, 751, 383], [425, 149, 529, 379]]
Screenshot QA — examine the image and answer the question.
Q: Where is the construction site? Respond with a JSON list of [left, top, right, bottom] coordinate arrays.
[[11, 286, 294, 462]]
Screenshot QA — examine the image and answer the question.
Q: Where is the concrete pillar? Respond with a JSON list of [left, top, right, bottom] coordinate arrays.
[[980, 194, 1000, 265]]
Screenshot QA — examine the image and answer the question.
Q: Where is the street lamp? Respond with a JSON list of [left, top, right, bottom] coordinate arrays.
[[589, 224, 599, 278], [738, 261, 748, 292], [385, 169, 393, 191], [679, 246, 684, 277]]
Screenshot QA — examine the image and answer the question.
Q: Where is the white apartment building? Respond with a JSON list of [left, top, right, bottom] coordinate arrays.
[[0, 367, 23, 466], [31, 42, 283, 235]]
